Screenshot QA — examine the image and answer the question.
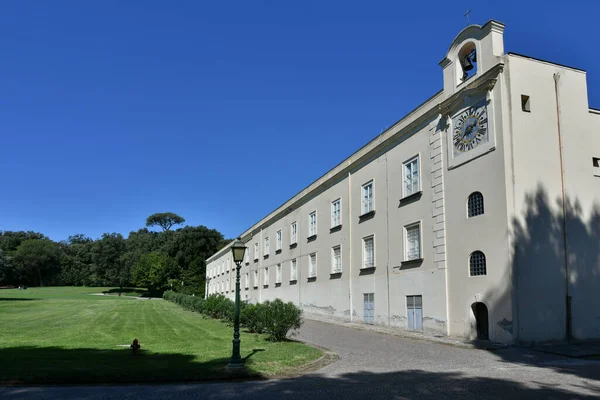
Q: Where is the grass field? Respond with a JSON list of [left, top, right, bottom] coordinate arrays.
[[0, 287, 322, 384]]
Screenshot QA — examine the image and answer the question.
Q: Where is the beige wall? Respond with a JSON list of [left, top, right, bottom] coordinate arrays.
[[206, 22, 600, 344]]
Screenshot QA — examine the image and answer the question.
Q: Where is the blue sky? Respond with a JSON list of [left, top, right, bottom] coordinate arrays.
[[1, 1, 599, 241]]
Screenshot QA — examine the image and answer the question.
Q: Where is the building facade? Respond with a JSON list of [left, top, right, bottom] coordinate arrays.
[[206, 21, 600, 344]]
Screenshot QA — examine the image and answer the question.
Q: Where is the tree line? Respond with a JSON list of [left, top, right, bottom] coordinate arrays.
[[0, 213, 229, 296]]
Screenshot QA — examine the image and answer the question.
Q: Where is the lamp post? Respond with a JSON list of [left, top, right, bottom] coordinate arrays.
[[227, 238, 247, 369]]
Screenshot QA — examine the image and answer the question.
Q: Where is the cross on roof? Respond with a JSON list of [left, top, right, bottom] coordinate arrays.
[[464, 8, 472, 25]]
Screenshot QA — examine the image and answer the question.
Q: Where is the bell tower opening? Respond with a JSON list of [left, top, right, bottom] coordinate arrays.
[[458, 42, 477, 82]]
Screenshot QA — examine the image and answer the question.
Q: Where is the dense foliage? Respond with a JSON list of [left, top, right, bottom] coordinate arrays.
[[163, 291, 303, 341], [0, 215, 229, 297]]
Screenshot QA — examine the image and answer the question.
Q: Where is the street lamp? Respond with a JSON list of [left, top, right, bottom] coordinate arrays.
[[227, 238, 247, 369]]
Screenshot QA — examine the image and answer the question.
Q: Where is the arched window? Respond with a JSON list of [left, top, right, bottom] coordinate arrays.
[[458, 42, 477, 82], [469, 251, 486, 276], [468, 192, 484, 217]]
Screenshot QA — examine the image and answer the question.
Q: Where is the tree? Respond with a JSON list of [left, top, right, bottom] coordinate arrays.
[[162, 225, 226, 295], [145, 213, 185, 232], [90, 233, 127, 287], [59, 235, 94, 286], [13, 239, 62, 286], [0, 249, 14, 286], [131, 252, 180, 292]]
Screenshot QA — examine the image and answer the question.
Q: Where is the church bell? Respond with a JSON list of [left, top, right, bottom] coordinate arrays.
[[461, 56, 474, 71]]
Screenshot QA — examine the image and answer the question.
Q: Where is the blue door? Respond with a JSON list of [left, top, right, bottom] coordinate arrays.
[[363, 293, 374, 324], [407, 295, 422, 330]]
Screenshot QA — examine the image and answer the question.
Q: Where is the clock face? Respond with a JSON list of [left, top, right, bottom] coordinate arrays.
[[453, 104, 488, 153]]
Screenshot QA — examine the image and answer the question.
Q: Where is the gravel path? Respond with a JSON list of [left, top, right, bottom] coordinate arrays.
[[2, 319, 600, 399]]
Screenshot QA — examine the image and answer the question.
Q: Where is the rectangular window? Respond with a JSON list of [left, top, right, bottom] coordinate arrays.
[[407, 295, 423, 331], [309, 211, 317, 237], [291, 222, 297, 244], [593, 157, 600, 177], [226, 280, 230, 293], [253, 270, 258, 288], [331, 198, 341, 227], [308, 253, 317, 278], [362, 181, 374, 214], [276, 263, 282, 283], [403, 156, 420, 197], [254, 242, 259, 260], [276, 230, 282, 250], [244, 249, 249, 264], [245, 273, 249, 289], [226, 258, 230, 273], [332, 245, 342, 273], [290, 258, 297, 281], [521, 94, 531, 112], [363, 293, 374, 324], [362, 236, 374, 269], [264, 237, 270, 255], [405, 223, 421, 261], [263, 267, 269, 286]]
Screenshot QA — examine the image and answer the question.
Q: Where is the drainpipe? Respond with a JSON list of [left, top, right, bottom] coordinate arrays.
[[348, 170, 353, 322], [385, 154, 391, 327], [553, 72, 571, 342]]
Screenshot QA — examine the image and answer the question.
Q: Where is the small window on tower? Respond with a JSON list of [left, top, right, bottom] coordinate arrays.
[[593, 157, 600, 177], [521, 95, 531, 112], [459, 42, 477, 82]]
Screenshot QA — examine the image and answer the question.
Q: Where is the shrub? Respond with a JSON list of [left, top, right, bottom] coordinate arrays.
[[203, 294, 234, 321], [241, 303, 268, 334], [163, 292, 302, 342], [262, 299, 303, 341]]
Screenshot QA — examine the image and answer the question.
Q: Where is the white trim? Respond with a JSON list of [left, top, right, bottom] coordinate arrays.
[[361, 180, 374, 215], [308, 211, 317, 237], [290, 258, 298, 281], [331, 198, 342, 228], [402, 154, 421, 198], [404, 221, 422, 261], [308, 252, 317, 278], [290, 221, 298, 244], [331, 244, 342, 274], [361, 234, 375, 269]]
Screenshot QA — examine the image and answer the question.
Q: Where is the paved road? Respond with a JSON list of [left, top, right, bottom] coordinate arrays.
[[2, 319, 600, 399]]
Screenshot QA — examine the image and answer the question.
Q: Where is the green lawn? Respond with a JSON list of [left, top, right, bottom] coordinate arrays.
[[0, 287, 321, 384]]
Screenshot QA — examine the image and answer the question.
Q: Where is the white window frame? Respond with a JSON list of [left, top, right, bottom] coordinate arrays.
[[245, 272, 249, 289], [404, 222, 422, 261], [263, 267, 269, 286], [276, 230, 282, 251], [361, 181, 374, 215], [290, 258, 297, 281], [244, 248, 249, 264], [276, 263, 282, 283], [308, 211, 317, 237], [253, 270, 259, 288], [403, 155, 421, 198], [308, 252, 317, 278], [291, 221, 297, 244], [332, 245, 342, 274], [362, 235, 375, 269], [264, 237, 270, 255], [331, 198, 342, 228], [254, 242, 259, 260], [226, 258, 230, 273]]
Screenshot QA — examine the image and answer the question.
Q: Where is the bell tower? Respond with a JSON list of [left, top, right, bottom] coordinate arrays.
[[439, 20, 505, 99]]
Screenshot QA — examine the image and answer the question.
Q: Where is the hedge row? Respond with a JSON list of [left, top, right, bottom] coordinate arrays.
[[163, 291, 302, 341]]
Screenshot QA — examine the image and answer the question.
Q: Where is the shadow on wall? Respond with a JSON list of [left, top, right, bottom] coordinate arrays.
[[479, 184, 600, 344], [510, 185, 600, 342]]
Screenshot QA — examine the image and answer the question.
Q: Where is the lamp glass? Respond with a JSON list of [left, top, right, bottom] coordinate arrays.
[[231, 239, 246, 264]]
